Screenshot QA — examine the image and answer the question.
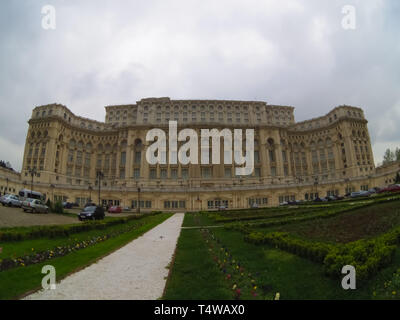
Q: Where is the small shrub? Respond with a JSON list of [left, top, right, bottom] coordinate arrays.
[[52, 201, 64, 214]]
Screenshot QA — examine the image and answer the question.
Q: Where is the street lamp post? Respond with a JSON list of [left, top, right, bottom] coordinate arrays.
[[314, 176, 319, 198], [88, 183, 92, 203], [137, 187, 141, 214], [345, 178, 350, 195], [96, 171, 104, 207], [28, 168, 37, 196], [6, 178, 9, 195], [50, 184, 55, 203]]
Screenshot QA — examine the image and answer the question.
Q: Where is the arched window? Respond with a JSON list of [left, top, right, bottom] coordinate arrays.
[[69, 139, 76, 149], [77, 141, 83, 150]]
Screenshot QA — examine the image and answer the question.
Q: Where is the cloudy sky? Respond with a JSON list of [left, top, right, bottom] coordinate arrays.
[[0, 0, 399, 171]]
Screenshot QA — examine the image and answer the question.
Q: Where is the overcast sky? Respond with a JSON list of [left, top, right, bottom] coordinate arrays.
[[0, 0, 399, 171]]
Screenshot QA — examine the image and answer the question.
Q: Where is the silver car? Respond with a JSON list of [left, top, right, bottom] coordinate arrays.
[[22, 198, 49, 213], [0, 194, 22, 207]]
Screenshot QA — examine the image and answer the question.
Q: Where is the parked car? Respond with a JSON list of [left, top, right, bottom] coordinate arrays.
[[378, 184, 400, 194], [22, 198, 49, 213], [0, 194, 21, 207], [108, 206, 122, 213], [84, 202, 97, 208], [78, 206, 105, 221], [62, 202, 73, 209], [279, 201, 288, 206], [218, 205, 227, 211], [350, 191, 370, 198], [250, 203, 259, 209]]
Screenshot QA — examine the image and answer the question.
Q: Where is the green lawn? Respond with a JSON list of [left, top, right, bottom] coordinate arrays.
[[165, 198, 400, 300], [0, 213, 172, 299], [163, 228, 232, 300], [0, 216, 150, 260]]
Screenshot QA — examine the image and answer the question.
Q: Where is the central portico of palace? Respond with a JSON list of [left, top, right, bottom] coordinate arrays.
[[9, 97, 390, 211]]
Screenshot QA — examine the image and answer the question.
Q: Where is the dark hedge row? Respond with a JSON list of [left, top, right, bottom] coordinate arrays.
[[228, 196, 400, 231], [0, 213, 160, 242]]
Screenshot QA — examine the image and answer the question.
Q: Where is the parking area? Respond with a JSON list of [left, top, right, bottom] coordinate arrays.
[[0, 205, 79, 228]]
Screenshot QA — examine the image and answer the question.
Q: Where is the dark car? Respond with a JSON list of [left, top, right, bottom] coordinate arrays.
[[63, 202, 73, 209], [84, 202, 97, 208], [78, 206, 105, 221]]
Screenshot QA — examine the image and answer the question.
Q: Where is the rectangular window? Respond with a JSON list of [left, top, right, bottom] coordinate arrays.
[[135, 152, 141, 164], [161, 169, 168, 179], [182, 168, 189, 180], [133, 168, 140, 179], [76, 151, 82, 165], [282, 150, 287, 162], [120, 152, 126, 166], [224, 167, 232, 178], [171, 168, 178, 179], [201, 167, 211, 178], [269, 150, 275, 162], [150, 168, 157, 179]]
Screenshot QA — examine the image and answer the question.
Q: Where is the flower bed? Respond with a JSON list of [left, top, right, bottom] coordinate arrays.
[[200, 228, 278, 300], [0, 218, 148, 272]]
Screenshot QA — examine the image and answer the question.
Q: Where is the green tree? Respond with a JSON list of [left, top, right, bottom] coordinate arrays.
[[395, 172, 400, 184], [395, 147, 400, 161], [383, 148, 395, 164]]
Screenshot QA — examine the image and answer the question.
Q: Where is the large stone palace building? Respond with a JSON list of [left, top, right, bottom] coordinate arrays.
[[1, 97, 399, 211]]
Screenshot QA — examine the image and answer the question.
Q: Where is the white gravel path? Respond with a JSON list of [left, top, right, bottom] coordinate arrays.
[[24, 213, 184, 300]]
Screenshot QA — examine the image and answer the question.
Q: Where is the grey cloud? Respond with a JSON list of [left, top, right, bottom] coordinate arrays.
[[0, 0, 399, 170]]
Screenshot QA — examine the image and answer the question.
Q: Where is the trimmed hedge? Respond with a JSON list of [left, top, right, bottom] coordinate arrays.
[[245, 232, 332, 263], [324, 239, 396, 282], [0, 213, 157, 242], [245, 227, 400, 284]]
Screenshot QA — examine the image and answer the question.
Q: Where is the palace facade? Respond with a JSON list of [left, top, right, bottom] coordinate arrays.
[[2, 97, 398, 211]]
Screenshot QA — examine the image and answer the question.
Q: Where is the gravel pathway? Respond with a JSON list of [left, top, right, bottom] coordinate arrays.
[[24, 213, 184, 300]]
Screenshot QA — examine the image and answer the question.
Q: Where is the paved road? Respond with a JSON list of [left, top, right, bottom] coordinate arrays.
[[24, 213, 185, 300], [0, 205, 78, 228]]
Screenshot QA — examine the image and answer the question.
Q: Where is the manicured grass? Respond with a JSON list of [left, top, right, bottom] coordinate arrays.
[[167, 207, 400, 300], [163, 228, 232, 300], [0, 213, 172, 300], [0, 216, 149, 260], [182, 212, 215, 227], [211, 227, 366, 299]]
